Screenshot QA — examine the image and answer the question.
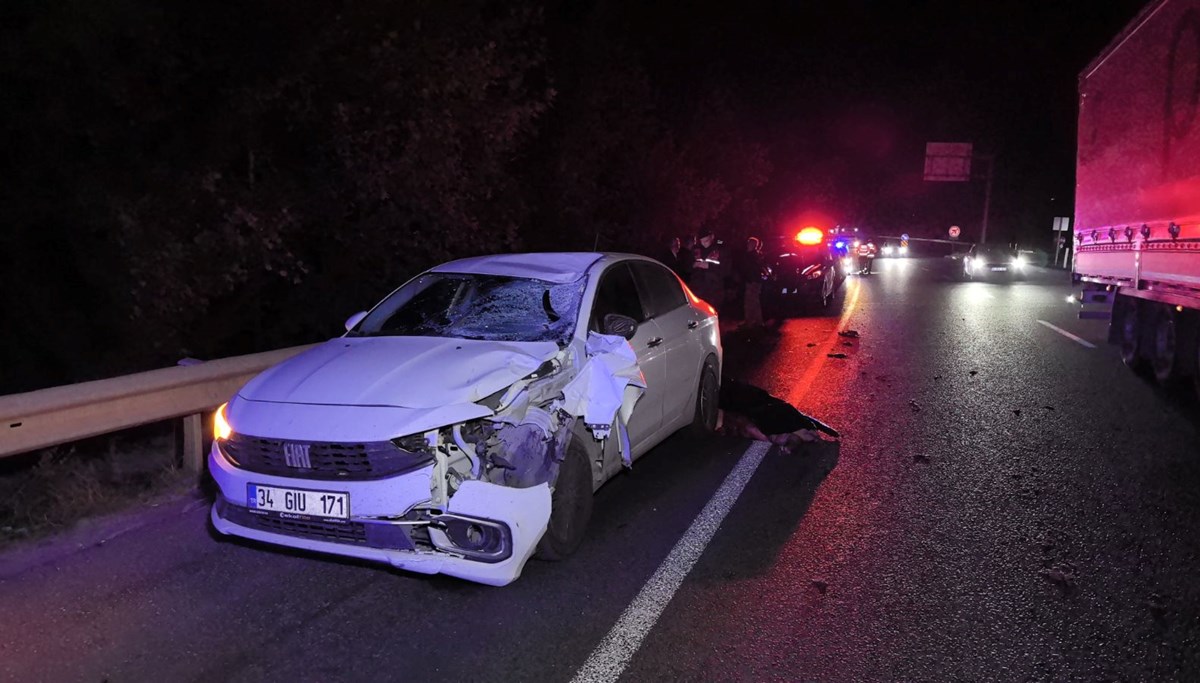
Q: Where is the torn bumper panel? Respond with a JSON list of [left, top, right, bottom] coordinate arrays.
[[208, 444, 551, 586]]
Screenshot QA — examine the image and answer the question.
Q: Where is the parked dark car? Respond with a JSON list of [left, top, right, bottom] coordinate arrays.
[[762, 229, 841, 316]]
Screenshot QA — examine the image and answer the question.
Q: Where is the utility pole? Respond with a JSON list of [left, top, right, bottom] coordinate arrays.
[[978, 154, 994, 245]]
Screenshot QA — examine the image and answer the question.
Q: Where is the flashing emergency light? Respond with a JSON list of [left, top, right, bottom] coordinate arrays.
[[796, 227, 824, 245]]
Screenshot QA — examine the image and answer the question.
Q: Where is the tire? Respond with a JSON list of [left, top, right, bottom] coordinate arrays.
[[688, 358, 719, 437], [1118, 296, 1143, 369], [1151, 307, 1182, 386], [535, 434, 594, 561], [1193, 326, 1200, 399]]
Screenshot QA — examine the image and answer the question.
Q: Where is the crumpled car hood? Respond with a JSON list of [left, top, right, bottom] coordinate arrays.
[[238, 336, 561, 409]]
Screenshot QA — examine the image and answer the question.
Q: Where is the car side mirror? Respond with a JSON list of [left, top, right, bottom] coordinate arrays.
[[344, 310, 368, 332], [602, 313, 638, 340]]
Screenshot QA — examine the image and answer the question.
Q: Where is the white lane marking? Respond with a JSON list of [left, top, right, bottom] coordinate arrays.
[[571, 441, 772, 683], [1037, 319, 1096, 348]]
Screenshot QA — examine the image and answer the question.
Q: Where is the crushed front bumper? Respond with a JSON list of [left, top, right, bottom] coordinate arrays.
[[208, 443, 551, 586]]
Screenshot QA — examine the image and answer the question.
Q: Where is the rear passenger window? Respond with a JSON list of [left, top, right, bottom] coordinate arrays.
[[631, 261, 688, 319], [589, 263, 647, 331]]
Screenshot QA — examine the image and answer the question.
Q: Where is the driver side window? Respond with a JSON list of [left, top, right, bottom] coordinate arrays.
[[589, 263, 647, 332]]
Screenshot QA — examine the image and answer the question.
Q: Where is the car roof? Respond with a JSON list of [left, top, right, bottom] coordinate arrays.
[[430, 252, 609, 284]]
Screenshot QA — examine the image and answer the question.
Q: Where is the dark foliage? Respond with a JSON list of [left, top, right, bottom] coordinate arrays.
[[0, 0, 1144, 392]]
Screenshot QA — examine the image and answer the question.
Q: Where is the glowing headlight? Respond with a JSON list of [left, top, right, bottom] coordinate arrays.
[[882, 245, 894, 255], [214, 402, 233, 441], [899, 246, 909, 256], [1013, 256, 1027, 268], [973, 257, 985, 269]]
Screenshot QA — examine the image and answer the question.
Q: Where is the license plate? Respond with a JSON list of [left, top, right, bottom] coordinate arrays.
[[990, 267, 1008, 272], [247, 484, 350, 519]]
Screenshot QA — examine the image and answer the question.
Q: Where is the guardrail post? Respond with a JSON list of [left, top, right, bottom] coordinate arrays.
[[181, 413, 204, 474]]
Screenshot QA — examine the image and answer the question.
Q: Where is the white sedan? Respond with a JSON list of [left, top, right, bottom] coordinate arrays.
[[209, 252, 722, 585]]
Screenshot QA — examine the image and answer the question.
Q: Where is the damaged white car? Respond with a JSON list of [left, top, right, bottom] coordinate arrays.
[[209, 252, 721, 585]]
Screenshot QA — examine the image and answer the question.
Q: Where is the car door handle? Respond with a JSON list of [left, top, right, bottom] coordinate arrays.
[[647, 337, 664, 348], [687, 320, 699, 329]]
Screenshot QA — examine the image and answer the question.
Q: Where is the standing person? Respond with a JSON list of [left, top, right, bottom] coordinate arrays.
[[740, 236, 766, 328], [662, 236, 693, 281], [691, 230, 724, 312]]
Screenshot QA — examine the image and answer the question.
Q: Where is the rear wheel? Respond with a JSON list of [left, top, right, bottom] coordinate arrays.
[[688, 358, 719, 437], [1151, 306, 1182, 386], [1193, 325, 1200, 399], [1118, 296, 1143, 369], [536, 435, 593, 561]]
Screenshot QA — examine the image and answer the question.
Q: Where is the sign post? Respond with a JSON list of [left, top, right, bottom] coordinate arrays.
[[1051, 216, 1070, 268], [925, 142, 994, 244], [949, 225, 961, 240]]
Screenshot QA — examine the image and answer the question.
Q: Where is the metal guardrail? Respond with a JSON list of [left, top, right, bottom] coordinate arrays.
[[0, 344, 316, 472]]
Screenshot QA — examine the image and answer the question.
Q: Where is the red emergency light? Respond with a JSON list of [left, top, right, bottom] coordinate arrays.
[[796, 227, 824, 245]]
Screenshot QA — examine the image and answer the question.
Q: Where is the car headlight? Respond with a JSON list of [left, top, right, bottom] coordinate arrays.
[[882, 246, 894, 255], [1013, 256, 1027, 268], [973, 257, 985, 268], [899, 246, 909, 256], [214, 402, 233, 441]]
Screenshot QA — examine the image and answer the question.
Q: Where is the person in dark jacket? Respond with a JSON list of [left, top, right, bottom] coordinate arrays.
[[691, 230, 724, 311], [662, 236, 693, 281], [737, 236, 766, 327]]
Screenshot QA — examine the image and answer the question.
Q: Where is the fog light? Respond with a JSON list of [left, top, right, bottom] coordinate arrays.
[[428, 514, 511, 563]]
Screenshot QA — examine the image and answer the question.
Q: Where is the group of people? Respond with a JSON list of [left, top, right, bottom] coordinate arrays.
[[661, 231, 770, 329]]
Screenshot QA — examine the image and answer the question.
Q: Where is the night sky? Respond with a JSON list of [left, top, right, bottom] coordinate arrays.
[[610, 0, 1147, 243]]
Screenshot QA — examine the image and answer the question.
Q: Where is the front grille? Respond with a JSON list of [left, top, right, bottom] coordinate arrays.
[[220, 433, 430, 481], [218, 501, 414, 550]]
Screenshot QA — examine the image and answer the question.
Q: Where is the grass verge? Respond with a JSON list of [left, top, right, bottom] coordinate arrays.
[[0, 427, 197, 550]]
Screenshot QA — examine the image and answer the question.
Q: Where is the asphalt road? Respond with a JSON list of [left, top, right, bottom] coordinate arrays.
[[3, 257, 1199, 682]]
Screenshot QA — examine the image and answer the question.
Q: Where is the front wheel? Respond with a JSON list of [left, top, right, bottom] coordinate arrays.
[[536, 435, 594, 561], [688, 358, 719, 437]]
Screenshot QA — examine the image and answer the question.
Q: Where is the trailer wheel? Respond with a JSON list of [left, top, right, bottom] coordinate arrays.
[[1193, 331, 1200, 399], [1151, 306, 1183, 386], [1117, 296, 1143, 369]]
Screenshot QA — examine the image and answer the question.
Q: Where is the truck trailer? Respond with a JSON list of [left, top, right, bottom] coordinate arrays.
[[1074, 0, 1200, 395]]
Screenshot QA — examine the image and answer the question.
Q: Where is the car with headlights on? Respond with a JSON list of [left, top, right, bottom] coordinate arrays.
[[209, 253, 721, 586], [962, 243, 1027, 280]]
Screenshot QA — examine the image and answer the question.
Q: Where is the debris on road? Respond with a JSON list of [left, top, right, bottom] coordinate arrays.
[[811, 579, 828, 594], [838, 330, 860, 338], [909, 399, 921, 412], [913, 453, 931, 464], [827, 353, 848, 359], [1039, 563, 1077, 593], [969, 370, 979, 376], [806, 342, 817, 348], [1148, 592, 1168, 621], [1042, 405, 1055, 411], [1013, 409, 1022, 417], [842, 341, 854, 347]]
